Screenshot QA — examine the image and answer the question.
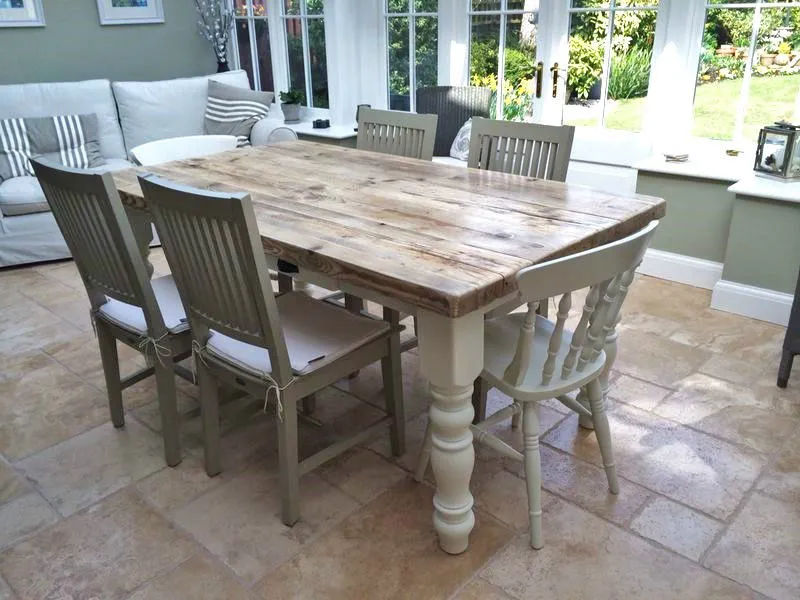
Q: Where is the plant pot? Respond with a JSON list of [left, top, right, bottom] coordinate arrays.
[[760, 53, 777, 67], [588, 78, 602, 101], [282, 103, 301, 124], [775, 53, 791, 67], [216, 60, 230, 73]]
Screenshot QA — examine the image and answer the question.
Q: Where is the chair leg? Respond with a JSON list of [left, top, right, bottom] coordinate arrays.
[[154, 360, 182, 467], [197, 361, 221, 477], [278, 396, 300, 526], [471, 376, 489, 424], [414, 420, 433, 483], [381, 337, 405, 457], [577, 386, 594, 430], [778, 350, 794, 388], [522, 402, 543, 549], [587, 378, 619, 494], [96, 321, 124, 428], [536, 298, 549, 319], [301, 393, 316, 415]]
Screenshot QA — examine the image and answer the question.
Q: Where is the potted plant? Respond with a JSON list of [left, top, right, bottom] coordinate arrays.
[[279, 89, 304, 124], [775, 41, 792, 66], [760, 42, 779, 67]]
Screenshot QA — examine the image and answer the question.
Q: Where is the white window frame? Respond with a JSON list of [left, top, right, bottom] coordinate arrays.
[[280, 0, 327, 109]]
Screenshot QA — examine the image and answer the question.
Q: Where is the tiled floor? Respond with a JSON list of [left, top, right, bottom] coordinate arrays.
[[0, 252, 798, 600]]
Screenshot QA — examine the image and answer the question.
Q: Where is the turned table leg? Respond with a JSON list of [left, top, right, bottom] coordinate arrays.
[[127, 207, 155, 278], [417, 309, 484, 555]]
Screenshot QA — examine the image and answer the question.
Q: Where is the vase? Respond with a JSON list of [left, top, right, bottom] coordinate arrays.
[[775, 53, 791, 67], [217, 60, 230, 73], [282, 103, 301, 124]]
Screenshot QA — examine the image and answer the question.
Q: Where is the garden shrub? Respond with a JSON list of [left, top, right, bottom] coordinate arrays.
[[608, 47, 652, 100], [567, 35, 604, 100]]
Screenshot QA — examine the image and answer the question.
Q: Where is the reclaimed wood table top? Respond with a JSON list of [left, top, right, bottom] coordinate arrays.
[[112, 140, 665, 318]]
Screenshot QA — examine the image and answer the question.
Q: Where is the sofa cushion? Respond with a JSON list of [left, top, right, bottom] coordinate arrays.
[[204, 80, 273, 147], [0, 79, 126, 160], [113, 70, 251, 154]]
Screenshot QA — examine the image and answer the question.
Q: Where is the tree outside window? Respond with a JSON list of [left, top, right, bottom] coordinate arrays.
[[282, 0, 328, 108], [233, 0, 275, 94], [386, 1, 439, 112]]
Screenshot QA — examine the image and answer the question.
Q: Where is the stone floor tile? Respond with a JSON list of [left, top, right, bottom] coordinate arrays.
[[482, 497, 757, 600], [0, 494, 59, 551], [608, 374, 672, 412], [0, 320, 84, 356], [367, 410, 431, 472], [0, 463, 28, 509], [42, 331, 145, 381], [0, 490, 194, 600], [15, 275, 83, 307], [0, 269, 50, 295], [127, 555, 254, 600], [757, 433, 800, 503], [135, 455, 227, 515], [614, 329, 712, 387], [706, 492, 800, 600], [699, 353, 771, 387], [452, 577, 516, 600], [473, 469, 558, 532], [625, 276, 711, 322], [0, 573, 14, 600], [172, 465, 359, 585], [17, 420, 166, 516], [0, 296, 61, 342], [316, 447, 407, 504], [630, 496, 722, 561], [543, 405, 764, 519], [254, 480, 513, 600], [32, 262, 83, 290]]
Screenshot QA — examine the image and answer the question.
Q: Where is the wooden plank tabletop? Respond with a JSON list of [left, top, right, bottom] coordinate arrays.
[[113, 140, 665, 317]]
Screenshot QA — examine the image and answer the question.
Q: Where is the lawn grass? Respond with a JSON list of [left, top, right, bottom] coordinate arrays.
[[569, 73, 800, 140]]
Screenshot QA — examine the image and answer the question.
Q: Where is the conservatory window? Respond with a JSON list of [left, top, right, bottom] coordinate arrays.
[[563, 0, 660, 132], [468, 1, 539, 121], [281, 0, 329, 108], [386, 0, 439, 112], [692, 0, 800, 143], [233, 0, 275, 93]]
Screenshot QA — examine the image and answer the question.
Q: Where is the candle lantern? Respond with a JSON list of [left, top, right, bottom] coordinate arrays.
[[754, 121, 800, 180]]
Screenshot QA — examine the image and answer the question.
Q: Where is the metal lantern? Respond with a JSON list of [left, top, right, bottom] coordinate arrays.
[[754, 121, 800, 180]]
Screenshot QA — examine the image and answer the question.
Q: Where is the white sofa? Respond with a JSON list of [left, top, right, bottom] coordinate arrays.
[[0, 70, 267, 268]]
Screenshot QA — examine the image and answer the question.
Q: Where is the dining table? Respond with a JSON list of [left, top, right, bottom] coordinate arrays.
[[112, 140, 666, 555]]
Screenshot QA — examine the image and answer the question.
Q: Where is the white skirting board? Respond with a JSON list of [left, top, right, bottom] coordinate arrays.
[[639, 249, 723, 290], [711, 280, 793, 326]]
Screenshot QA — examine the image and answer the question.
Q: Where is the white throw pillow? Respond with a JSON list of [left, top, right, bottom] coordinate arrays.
[[449, 118, 472, 161]]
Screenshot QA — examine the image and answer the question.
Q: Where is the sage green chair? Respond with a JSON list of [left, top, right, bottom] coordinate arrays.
[[31, 159, 192, 468], [138, 174, 405, 526], [467, 118, 575, 181], [357, 107, 438, 162], [415, 221, 659, 549]]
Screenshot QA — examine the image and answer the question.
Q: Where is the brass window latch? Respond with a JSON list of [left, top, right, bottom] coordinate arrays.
[[550, 63, 559, 98], [535, 62, 544, 98]]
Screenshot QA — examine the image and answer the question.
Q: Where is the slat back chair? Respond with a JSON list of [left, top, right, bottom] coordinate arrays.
[[266, 126, 299, 144], [31, 159, 190, 467], [467, 118, 575, 181], [415, 220, 660, 550], [416, 85, 492, 157], [130, 134, 238, 166], [357, 108, 438, 161], [139, 174, 406, 526]]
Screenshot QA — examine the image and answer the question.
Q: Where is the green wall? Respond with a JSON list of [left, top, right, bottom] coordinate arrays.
[[0, 0, 215, 85]]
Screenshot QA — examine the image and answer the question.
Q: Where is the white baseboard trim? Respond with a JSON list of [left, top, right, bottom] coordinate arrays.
[[711, 280, 793, 326], [639, 249, 723, 290]]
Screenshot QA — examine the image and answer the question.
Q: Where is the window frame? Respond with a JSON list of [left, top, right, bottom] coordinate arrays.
[[280, 0, 328, 109]]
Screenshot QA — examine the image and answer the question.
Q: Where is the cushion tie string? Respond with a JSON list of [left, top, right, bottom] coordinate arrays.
[[89, 309, 98, 338], [190, 339, 207, 385], [136, 332, 171, 366]]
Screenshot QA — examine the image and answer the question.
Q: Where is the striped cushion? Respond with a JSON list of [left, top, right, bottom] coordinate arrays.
[[204, 80, 273, 147], [0, 114, 105, 183]]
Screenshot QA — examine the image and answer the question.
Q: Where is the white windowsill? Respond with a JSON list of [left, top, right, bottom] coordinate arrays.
[[728, 174, 800, 205], [634, 153, 754, 182], [263, 115, 357, 140]]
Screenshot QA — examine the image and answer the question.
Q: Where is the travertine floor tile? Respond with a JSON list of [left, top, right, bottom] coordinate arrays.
[[316, 447, 407, 504], [0, 490, 194, 600], [0, 296, 61, 342], [757, 433, 800, 503], [17, 420, 165, 516], [254, 481, 513, 600], [0, 463, 28, 508], [630, 497, 721, 561], [699, 353, 771, 386], [706, 492, 800, 600], [0, 573, 14, 600], [544, 405, 764, 519], [0, 494, 58, 551], [608, 374, 672, 412], [127, 555, 254, 600], [135, 455, 227, 515], [614, 329, 712, 387], [482, 498, 756, 600], [626, 276, 711, 322], [42, 332, 145, 381], [0, 320, 83, 355], [452, 577, 515, 599], [172, 465, 359, 584], [473, 470, 557, 532]]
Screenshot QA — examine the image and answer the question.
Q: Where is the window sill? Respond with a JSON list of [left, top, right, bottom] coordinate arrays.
[[263, 116, 357, 140], [729, 174, 800, 205], [634, 152, 753, 183]]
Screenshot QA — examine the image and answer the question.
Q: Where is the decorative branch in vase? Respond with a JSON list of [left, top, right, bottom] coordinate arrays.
[[195, 0, 234, 73]]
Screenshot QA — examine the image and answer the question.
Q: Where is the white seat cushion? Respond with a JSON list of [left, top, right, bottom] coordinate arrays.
[[206, 291, 389, 377], [97, 275, 187, 336]]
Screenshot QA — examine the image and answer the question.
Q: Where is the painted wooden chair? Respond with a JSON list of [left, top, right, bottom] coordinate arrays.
[[414, 221, 659, 549], [31, 159, 192, 467], [266, 127, 299, 144], [130, 135, 238, 166], [357, 108, 438, 161], [467, 118, 575, 181], [138, 174, 406, 526]]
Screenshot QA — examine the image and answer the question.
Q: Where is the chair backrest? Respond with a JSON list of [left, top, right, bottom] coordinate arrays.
[[130, 134, 238, 166], [266, 127, 299, 145], [467, 118, 575, 181], [138, 174, 293, 384], [503, 221, 659, 387], [30, 159, 166, 333], [416, 86, 492, 157], [357, 108, 438, 161]]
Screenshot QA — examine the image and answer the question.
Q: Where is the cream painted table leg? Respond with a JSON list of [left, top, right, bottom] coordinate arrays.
[[417, 309, 484, 555], [126, 207, 154, 278]]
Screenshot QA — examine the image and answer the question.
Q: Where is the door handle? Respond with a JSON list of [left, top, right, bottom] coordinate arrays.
[[535, 62, 543, 98], [550, 63, 559, 98]]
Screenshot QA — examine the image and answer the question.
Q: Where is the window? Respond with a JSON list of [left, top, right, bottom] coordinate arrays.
[[693, 0, 800, 143], [469, 1, 539, 121], [233, 0, 275, 93], [563, 0, 659, 132], [282, 0, 329, 108], [385, 0, 439, 112]]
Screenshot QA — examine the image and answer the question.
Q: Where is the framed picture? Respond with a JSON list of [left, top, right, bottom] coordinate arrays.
[[96, 0, 164, 25], [0, 0, 45, 28]]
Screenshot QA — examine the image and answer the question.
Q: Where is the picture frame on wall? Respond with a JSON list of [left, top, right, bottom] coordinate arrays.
[[0, 0, 45, 28], [96, 0, 164, 25]]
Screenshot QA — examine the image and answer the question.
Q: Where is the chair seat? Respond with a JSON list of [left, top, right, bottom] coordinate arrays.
[[482, 312, 606, 400], [97, 275, 188, 336], [206, 291, 390, 377]]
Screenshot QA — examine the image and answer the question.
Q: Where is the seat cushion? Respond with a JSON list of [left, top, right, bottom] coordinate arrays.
[[206, 291, 389, 377], [0, 176, 47, 216], [97, 275, 187, 336]]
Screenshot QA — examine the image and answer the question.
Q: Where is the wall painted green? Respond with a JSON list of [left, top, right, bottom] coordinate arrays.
[[0, 0, 215, 85], [722, 195, 800, 295], [636, 173, 735, 263]]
